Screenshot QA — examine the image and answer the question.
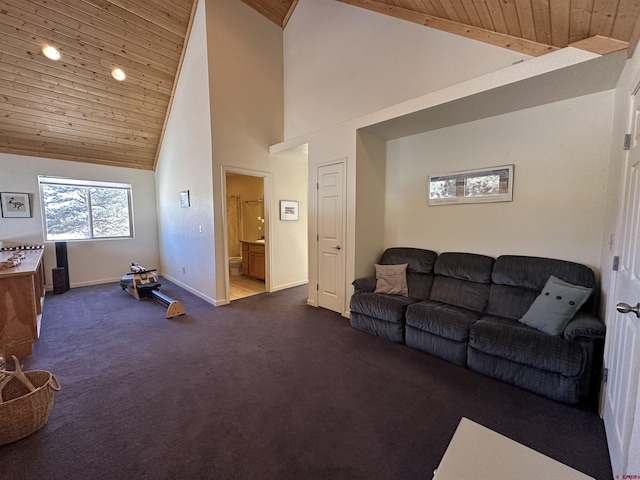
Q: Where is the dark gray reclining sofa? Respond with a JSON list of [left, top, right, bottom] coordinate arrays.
[[349, 248, 606, 404]]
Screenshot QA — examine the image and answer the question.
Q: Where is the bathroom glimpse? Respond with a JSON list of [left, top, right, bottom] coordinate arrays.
[[226, 173, 266, 300]]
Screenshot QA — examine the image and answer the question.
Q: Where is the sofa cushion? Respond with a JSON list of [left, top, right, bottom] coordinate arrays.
[[491, 256, 596, 290], [430, 277, 492, 313], [469, 316, 585, 377], [406, 301, 481, 342], [487, 255, 597, 319], [380, 248, 438, 300], [350, 312, 406, 344], [467, 348, 580, 404], [484, 284, 539, 320], [350, 292, 418, 323], [429, 253, 494, 311], [406, 325, 469, 366], [380, 247, 437, 274], [519, 276, 593, 335], [374, 263, 408, 296], [433, 252, 495, 283]]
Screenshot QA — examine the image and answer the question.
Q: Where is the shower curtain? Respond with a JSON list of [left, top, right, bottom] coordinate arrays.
[[227, 195, 243, 258]]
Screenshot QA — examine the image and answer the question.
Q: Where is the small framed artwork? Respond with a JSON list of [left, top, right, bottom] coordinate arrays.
[[1, 192, 31, 218], [180, 190, 190, 208], [280, 200, 299, 221]]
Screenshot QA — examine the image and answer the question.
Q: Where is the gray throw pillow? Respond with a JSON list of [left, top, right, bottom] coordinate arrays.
[[519, 275, 593, 335], [374, 263, 408, 297]]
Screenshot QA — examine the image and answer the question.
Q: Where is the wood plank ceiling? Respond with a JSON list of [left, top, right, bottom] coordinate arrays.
[[0, 0, 638, 171], [338, 0, 639, 56], [0, 0, 196, 170]]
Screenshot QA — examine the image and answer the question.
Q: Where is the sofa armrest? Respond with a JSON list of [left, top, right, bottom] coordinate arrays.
[[352, 276, 376, 293], [563, 312, 606, 341]]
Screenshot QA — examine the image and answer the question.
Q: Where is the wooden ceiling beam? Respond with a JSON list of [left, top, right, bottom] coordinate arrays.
[[336, 0, 557, 56], [241, 0, 288, 27], [282, 0, 299, 28], [569, 35, 629, 55]]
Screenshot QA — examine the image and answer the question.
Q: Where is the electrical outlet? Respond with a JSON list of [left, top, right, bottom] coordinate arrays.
[[199, 224, 203, 233], [182, 267, 186, 274]]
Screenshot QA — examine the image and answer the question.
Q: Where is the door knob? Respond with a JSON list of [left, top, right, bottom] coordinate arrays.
[[332, 245, 341, 250], [616, 302, 640, 318]]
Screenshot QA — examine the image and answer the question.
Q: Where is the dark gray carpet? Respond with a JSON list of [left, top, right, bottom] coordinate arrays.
[[0, 280, 612, 479]]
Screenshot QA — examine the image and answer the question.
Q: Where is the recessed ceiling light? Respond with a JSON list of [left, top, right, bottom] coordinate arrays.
[[111, 68, 126, 81], [42, 45, 61, 61]]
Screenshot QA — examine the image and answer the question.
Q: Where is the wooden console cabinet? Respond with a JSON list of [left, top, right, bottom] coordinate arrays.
[[0, 249, 45, 359], [241, 241, 265, 280]]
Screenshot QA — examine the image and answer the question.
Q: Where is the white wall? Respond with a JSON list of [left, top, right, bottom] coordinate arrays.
[[282, 4, 621, 315], [269, 155, 308, 290], [0, 152, 158, 289], [155, 0, 216, 302], [354, 131, 386, 280], [206, 0, 307, 302], [284, 0, 577, 312], [384, 91, 614, 277], [284, 0, 530, 140]]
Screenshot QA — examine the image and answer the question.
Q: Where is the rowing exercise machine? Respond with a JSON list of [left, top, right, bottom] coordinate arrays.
[[120, 262, 186, 319]]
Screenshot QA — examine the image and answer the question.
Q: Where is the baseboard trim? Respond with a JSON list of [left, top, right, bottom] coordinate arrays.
[[60, 276, 122, 291], [271, 280, 308, 292], [160, 273, 217, 305]]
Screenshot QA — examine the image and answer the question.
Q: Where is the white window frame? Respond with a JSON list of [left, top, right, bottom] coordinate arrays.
[[38, 176, 134, 242]]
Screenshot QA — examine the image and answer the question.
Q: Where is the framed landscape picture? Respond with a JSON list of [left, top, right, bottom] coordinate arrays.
[[1, 192, 31, 218], [428, 165, 514, 206]]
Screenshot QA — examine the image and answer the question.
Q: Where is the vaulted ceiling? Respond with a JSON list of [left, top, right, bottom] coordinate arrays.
[[0, 0, 638, 171], [0, 0, 197, 170]]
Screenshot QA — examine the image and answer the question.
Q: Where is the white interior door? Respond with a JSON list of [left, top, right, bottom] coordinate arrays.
[[317, 162, 345, 313], [603, 87, 640, 477]]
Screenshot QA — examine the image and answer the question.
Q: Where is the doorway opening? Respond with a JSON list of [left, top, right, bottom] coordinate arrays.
[[225, 171, 266, 301]]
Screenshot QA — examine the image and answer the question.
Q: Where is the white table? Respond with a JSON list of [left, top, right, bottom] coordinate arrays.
[[433, 417, 594, 480]]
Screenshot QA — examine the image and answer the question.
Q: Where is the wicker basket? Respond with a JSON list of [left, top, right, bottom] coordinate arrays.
[[0, 370, 61, 446]]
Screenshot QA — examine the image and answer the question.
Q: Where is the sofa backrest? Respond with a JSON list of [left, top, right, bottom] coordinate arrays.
[[430, 252, 495, 312], [380, 247, 437, 300], [487, 255, 597, 320]]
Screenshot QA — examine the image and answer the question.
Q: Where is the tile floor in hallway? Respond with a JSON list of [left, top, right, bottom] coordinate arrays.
[[229, 274, 265, 300]]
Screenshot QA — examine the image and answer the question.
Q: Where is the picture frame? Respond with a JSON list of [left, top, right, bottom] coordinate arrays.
[[427, 165, 514, 206], [180, 190, 190, 208], [1, 192, 31, 218], [280, 200, 299, 221]]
